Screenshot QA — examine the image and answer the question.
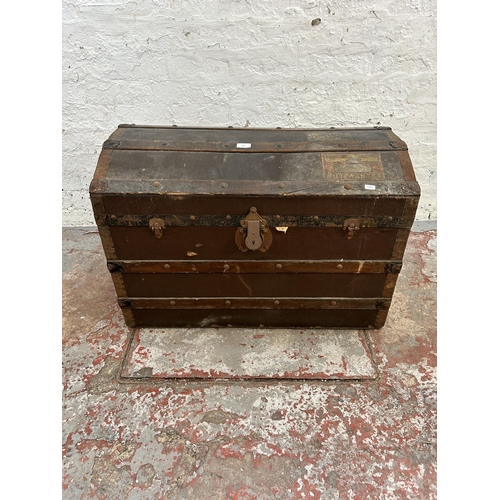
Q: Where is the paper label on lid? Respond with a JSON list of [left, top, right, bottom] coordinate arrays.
[[364, 184, 376, 190], [321, 152, 385, 181], [236, 143, 252, 148]]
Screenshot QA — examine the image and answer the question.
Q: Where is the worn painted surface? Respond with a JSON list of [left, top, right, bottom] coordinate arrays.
[[62, 0, 437, 226], [62, 227, 436, 499], [122, 329, 377, 380]]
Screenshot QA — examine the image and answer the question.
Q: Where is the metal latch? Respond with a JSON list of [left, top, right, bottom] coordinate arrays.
[[149, 218, 165, 239], [235, 207, 273, 252], [343, 218, 360, 239]]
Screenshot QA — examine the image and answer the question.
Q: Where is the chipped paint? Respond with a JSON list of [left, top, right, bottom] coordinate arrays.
[[122, 329, 377, 380], [63, 228, 436, 499]]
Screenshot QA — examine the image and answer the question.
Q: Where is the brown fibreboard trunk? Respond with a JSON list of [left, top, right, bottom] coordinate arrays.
[[90, 125, 420, 328]]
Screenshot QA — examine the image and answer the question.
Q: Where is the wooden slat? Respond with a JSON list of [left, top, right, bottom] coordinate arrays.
[[117, 124, 393, 131], [109, 272, 127, 296], [397, 151, 417, 182], [91, 149, 113, 184], [374, 310, 389, 329], [103, 139, 407, 153], [392, 197, 419, 260], [402, 196, 419, 217], [119, 297, 391, 310], [109, 127, 125, 141], [382, 273, 400, 299], [113, 260, 401, 274], [121, 308, 136, 328], [95, 179, 421, 197], [89, 193, 106, 217], [95, 225, 117, 260]]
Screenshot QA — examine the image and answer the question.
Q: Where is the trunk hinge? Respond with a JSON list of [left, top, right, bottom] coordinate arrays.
[[149, 218, 165, 239], [343, 218, 360, 239]]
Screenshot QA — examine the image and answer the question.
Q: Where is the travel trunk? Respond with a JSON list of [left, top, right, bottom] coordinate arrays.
[[90, 125, 420, 328]]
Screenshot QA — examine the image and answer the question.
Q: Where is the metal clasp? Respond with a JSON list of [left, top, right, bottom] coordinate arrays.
[[149, 217, 165, 239], [235, 207, 273, 252], [343, 218, 360, 240]]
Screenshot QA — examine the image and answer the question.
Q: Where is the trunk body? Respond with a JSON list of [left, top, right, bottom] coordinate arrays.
[[90, 125, 420, 328]]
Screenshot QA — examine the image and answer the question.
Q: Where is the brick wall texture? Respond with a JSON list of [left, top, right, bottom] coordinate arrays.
[[62, 0, 437, 225]]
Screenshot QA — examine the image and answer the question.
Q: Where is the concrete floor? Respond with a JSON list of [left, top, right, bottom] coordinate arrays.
[[62, 227, 437, 499]]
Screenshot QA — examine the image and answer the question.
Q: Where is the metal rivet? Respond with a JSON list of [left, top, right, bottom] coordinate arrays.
[[226, 215, 231, 220], [220, 182, 228, 188], [331, 301, 337, 305], [190, 215, 196, 220], [228, 125, 233, 128], [274, 300, 280, 305], [277, 126, 282, 129], [172, 124, 177, 127], [164, 264, 171, 269], [313, 216, 319, 221], [278, 183, 285, 189], [153, 181, 160, 187], [223, 264, 230, 270], [276, 263, 282, 269], [276, 215, 281, 219], [337, 264, 343, 269], [161, 141, 168, 146], [110, 215, 117, 220], [388, 216, 393, 221], [170, 300, 176, 305], [223, 143, 230, 148], [225, 300, 231, 305], [344, 184, 352, 190]]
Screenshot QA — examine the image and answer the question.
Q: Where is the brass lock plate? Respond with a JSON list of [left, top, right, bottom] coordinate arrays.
[[235, 207, 273, 252]]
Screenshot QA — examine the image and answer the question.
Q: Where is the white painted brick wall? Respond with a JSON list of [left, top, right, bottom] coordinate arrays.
[[62, 0, 436, 226]]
